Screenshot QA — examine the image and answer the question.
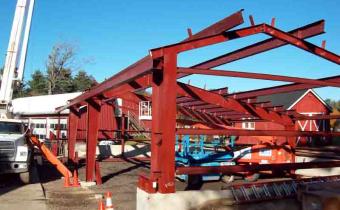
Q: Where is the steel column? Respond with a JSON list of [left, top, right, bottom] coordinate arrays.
[[149, 49, 178, 193], [86, 99, 101, 182], [68, 107, 79, 162], [121, 114, 125, 157]]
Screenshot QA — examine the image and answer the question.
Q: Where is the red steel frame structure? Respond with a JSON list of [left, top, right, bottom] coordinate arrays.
[[57, 10, 340, 193]]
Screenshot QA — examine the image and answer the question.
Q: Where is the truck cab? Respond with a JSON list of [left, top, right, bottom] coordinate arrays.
[[0, 119, 32, 183]]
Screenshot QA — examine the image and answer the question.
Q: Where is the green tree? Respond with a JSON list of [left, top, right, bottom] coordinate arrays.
[[53, 68, 75, 94], [73, 70, 97, 91], [27, 70, 48, 96], [12, 82, 28, 98]]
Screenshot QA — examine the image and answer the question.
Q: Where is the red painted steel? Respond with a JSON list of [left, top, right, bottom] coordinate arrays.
[[176, 161, 340, 175], [263, 24, 339, 64], [229, 75, 340, 100], [149, 49, 178, 193], [184, 10, 244, 41], [177, 82, 249, 114], [61, 11, 339, 194], [294, 114, 340, 120], [152, 23, 338, 65], [176, 128, 340, 137], [121, 114, 125, 157], [178, 67, 340, 87], [57, 10, 245, 112], [191, 20, 325, 70], [68, 108, 79, 161], [151, 24, 265, 59], [95, 161, 102, 185], [86, 99, 101, 182]]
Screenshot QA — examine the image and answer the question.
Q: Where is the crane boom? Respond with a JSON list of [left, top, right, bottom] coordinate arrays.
[[0, 0, 35, 118]]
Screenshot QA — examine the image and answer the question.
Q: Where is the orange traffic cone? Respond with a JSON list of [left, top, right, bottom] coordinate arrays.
[[105, 192, 114, 210], [73, 168, 80, 187], [98, 200, 105, 210]]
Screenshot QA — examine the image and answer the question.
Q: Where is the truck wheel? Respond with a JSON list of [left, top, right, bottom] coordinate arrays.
[[19, 171, 31, 184]]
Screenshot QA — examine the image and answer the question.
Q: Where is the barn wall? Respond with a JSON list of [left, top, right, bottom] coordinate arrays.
[[234, 122, 286, 145], [292, 92, 331, 145], [233, 91, 331, 145], [292, 92, 330, 114], [76, 103, 118, 141]]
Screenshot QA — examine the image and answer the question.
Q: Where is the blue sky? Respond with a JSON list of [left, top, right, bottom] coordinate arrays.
[[0, 0, 339, 100]]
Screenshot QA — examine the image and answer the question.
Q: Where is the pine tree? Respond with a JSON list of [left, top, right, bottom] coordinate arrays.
[[27, 70, 48, 96], [53, 68, 75, 94], [73, 70, 97, 92]]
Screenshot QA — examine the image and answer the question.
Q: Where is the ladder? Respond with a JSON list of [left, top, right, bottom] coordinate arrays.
[[230, 175, 340, 204]]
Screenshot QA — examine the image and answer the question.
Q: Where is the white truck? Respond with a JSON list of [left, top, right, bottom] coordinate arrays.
[[0, 0, 35, 183], [0, 119, 32, 183]]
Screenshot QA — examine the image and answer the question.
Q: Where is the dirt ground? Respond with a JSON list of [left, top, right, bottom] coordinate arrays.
[[38, 158, 301, 210]]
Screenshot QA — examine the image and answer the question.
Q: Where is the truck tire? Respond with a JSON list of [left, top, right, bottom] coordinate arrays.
[[19, 171, 31, 184]]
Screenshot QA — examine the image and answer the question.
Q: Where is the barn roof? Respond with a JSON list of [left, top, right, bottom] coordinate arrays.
[[11, 92, 82, 116], [257, 89, 332, 111]]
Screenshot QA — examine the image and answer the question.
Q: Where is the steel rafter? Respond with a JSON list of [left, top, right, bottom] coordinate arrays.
[[178, 67, 340, 87], [263, 24, 339, 64], [177, 82, 295, 125], [176, 128, 340, 137], [151, 24, 339, 64], [228, 75, 340, 99], [177, 82, 249, 114], [188, 20, 325, 71]]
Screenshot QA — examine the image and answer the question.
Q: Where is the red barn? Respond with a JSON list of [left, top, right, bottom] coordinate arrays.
[[235, 89, 332, 146]]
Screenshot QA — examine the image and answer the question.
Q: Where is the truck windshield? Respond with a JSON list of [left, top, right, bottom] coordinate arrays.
[[0, 122, 24, 134]]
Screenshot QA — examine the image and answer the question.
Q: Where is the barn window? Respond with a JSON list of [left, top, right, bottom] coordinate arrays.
[[242, 118, 255, 130], [139, 101, 152, 120]]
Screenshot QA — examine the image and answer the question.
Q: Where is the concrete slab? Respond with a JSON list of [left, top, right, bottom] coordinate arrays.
[[74, 142, 150, 159], [80, 181, 96, 188], [0, 166, 46, 210], [136, 187, 234, 210], [295, 156, 340, 177], [0, 182, 47, 210]]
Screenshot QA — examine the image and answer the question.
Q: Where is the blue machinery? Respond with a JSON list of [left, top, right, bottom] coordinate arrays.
[[175, 135, 236, 181]]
